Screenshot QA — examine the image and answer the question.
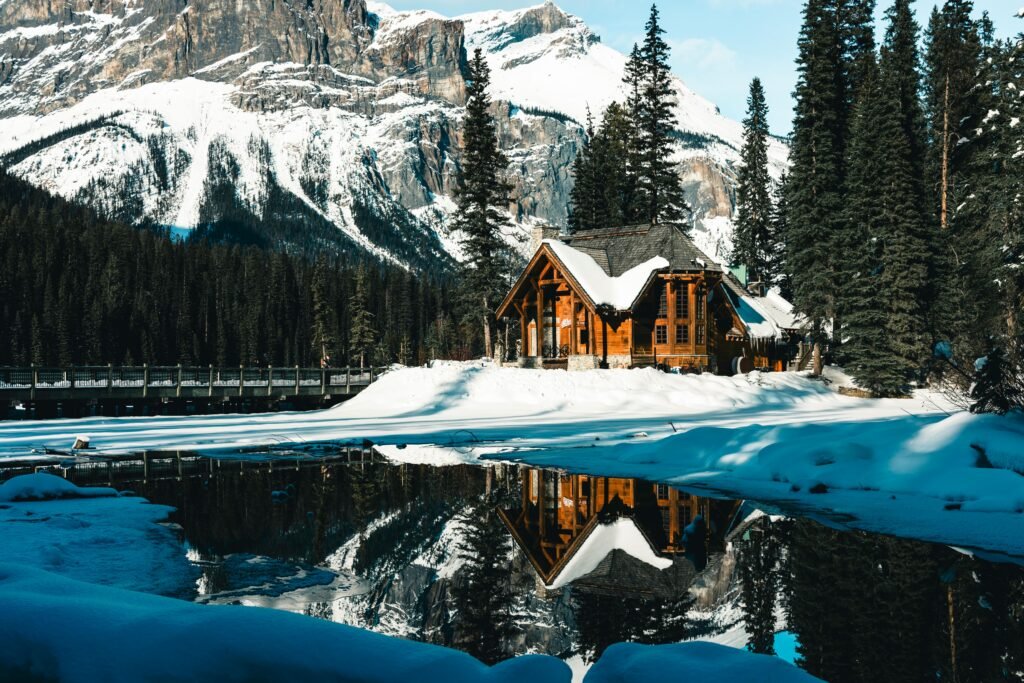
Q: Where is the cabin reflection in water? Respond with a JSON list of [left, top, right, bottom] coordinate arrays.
[[498, 468, 738, 593]]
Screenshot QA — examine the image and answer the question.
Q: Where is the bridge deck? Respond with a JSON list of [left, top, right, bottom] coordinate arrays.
[[0, 365, 387, 403]]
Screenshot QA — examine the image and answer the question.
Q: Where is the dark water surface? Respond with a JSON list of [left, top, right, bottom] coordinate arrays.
[[86, 454, 1024, 682]]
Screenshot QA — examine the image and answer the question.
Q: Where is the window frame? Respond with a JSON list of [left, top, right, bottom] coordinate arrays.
[[655, 324, 668, 345]]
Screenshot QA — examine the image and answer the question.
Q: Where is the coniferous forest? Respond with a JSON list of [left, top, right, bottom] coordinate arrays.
[[0, 170, 461, 368]]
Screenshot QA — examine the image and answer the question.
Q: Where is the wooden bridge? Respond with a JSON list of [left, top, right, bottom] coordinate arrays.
[[0, 365, 388, 403]]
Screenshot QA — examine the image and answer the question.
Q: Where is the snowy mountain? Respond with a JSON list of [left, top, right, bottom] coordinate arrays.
[[0, 0, 788, 268]]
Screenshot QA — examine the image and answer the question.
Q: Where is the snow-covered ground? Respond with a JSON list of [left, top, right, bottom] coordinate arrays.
[[2, 363, 1022, 558], [0, 474, 822, 682]]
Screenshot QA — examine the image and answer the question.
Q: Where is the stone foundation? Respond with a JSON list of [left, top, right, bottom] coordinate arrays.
[[518, 356, 544, 369], [604, 354, 633, 369], [567, 355, 600, 371]]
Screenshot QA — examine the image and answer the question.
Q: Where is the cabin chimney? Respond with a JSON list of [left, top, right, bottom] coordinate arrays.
[[528, 225, 561, 254]]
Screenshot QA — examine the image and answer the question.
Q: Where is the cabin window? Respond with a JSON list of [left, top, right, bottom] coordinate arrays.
[[675, 323, 689, 344], [657, 287, 668, 317], [675, 284, 688, 319], [657, 483, 669, 500], [696, 324, 705, 345], [696, 290, 705, 321], [655, 324, 667, 345]]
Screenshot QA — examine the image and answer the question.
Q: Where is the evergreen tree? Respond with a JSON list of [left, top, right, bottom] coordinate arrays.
[[452, 496, 515, 664], [969, 341, 1022, 415], [842, 1, 931, 395], [634, 5, 690, 226], [311, 256, 335, 367], [785, 0, 848, 360], [348, 265, 376, 370], [924, 0, 983, 232], [770, 172, 792, 300], [569, 102, 634, 232], [453, 48, 513, 359], [732, 77, 777, 285], [738, 516, 781, 655]]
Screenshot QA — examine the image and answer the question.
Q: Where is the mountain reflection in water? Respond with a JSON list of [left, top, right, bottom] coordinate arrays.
[[115, 455, 1024, 680]]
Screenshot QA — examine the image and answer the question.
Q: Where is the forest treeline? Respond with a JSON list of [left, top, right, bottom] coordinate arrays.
[[0, 170, 466, 368]]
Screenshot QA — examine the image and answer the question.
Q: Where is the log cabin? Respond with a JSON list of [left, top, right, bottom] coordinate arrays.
[[497, 468, 739, 592], [496, 223, 803, 373]]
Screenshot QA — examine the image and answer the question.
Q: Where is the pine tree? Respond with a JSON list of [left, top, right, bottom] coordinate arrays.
[[969, 341, 1022, 415], [770, 172, 792, 299], [924, 0, 983, 233], [842, 1, 932, 395], [785, 0, 848, 359], [452, 497, 515, 664], [348, 265, 375, 370], [569, 110, 599, 233], [738, 516, 781, 655], [454, 48, 513, 359], [732, 77, 776, 286], [311, 256, 335, 367], [634, 5, 690, 226]]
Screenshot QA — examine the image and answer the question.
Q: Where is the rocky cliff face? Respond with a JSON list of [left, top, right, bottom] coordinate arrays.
[[0, 0, 786, 268]]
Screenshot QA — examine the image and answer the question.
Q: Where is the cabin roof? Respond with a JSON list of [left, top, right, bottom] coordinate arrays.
[[562, 223, 722, 277], [720, 272, 803, 340]]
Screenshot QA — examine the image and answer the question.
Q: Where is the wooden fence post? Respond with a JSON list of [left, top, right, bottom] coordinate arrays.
[[294, 365, 300, 396], [346, 366, 351, 393], [209, 365, 214, 398], [268, 365, 274, 397], [107, 363, 113, 394], [69, 366, 75, 390], [176, 364, 183, 398], [239, 365, 245, 397], [321, 366, 327, 395], [143, 364, 150, 398], [30, 364, 36, 401], [370, 366, 375, 384]]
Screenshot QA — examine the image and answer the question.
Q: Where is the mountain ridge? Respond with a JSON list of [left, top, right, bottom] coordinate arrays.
[[0, 0, 788, 269]]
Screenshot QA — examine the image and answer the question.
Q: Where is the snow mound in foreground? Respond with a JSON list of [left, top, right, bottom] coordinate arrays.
[[0, 563, 824, 683], [588, 642, 823, 682], [0, 472, 117, 502], [0, 563, 571, 683]]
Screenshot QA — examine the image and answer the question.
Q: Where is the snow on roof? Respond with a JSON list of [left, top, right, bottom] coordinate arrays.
[[736, 288, 801, 340], [547, 518, 672, 589], [543, 238, 667, 310]]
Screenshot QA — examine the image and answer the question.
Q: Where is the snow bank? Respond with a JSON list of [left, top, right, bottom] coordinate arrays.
[[586, 642, 822, 682], [0, 563, 571, 683], [0, 472, 116, 502], [543, 239, 667, 310], [0, 475, 194, 596], [497, 409, 1024, 558]]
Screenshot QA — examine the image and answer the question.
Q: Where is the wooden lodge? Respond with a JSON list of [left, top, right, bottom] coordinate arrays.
[[497, 468, 739, 592], [496, 224, 803, 373]]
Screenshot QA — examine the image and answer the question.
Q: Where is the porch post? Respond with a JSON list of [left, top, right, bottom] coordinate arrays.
[[536, 288, 544, 359], [570, 292, 577, 356]]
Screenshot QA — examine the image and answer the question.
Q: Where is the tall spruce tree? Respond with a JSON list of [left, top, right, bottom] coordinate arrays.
[[843, 0, 931, 395], [454, 48, 513, 358], [924, 0, 983, 232], [785, 0, 848, 361], [569, 102, 633, 232], [732, 77, 777, 286], [738, 516, 781, 655], [636, 5, 690, 225], [348, 265, 375, 370], [311, 256, 334, 367], [452, 496, 515, 664]]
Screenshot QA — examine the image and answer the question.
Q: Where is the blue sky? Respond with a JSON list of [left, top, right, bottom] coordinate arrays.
[[379, 0, 1022, 135]]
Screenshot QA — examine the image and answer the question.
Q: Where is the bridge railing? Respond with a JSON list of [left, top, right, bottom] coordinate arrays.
[[0, 365, 389, 395]]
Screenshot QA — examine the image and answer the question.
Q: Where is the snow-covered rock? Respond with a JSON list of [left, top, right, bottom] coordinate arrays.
[[0, 472, 116, 502]]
